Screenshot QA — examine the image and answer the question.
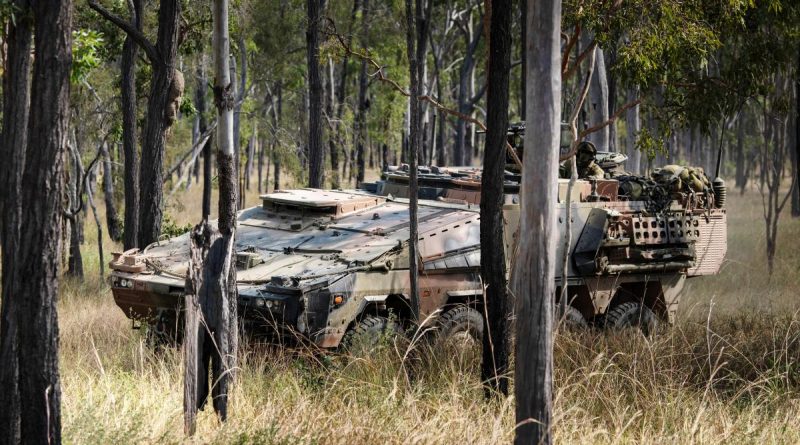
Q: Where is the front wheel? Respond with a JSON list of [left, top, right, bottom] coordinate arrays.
[[603, 302, 659, 336], [342, 315, 403, 352]]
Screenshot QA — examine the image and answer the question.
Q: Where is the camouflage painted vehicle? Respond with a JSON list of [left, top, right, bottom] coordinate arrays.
[[109, 143, 727, 346]]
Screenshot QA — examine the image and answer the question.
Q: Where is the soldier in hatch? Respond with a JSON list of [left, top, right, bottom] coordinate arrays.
[[560, 141, 605, 180]]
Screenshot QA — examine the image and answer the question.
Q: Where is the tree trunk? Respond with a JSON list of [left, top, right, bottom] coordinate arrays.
[[519, 0, 527, 118], [258, 135, 265, 193], [307, 0, 325, 187], [514, 0, 560, 443], [136, 0, 182, 247], [273, 83, 283, 191], [606, 47, 618, 152], [102, 142, 123, 241], [66, 151, 84, 279], [406, 0, 424, 322], [625, 87, 641, 174], [454, 11, 483, 166], [196, 54, 213, 219], [326, 57, 339, 188], [10, 1, 72, 442], [232, 36, 247, 208], [245, 122, 256, 191], [185, 1, 239, 435], [480, 0, 511, 397], [584, 39, 609, 152], [794, 55, 800, 216], [0, 1, 33, 440], [355, 0, 371, 184], [120, 0, 142, 250]]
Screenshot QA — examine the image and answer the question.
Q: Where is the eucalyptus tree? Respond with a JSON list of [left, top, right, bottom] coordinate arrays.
[[0, 0, 33, 441], [480, 0, 512, 397], [184, 0, 239, 434], [88, 0, 183, 247], [307, 0, 325, 187], [0, 0, 73, 443], [514, 0, 561, 442]]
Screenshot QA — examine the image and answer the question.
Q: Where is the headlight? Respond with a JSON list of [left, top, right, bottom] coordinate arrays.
[[254, 298, 266, 308], [120, 279, 128, 288]]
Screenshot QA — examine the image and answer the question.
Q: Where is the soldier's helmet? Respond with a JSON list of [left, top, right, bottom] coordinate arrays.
[[576, 140, 597, 166]]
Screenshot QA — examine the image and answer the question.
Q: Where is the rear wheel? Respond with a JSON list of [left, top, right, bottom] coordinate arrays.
[[435, 306, 483, 350], [603, 302, 659, 335]]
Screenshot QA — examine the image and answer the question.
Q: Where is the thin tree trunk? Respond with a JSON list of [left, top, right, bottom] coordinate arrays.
[[102, 142, 123, 241], [196, 54, 213, 219], [120, 0, 142, 250], [232, 36, 247, 208], [66, 150, 84, 279], [355, 0, 370, 184], [185, 0, 239, 435], [135, 0, 182, 247], [514, 0, 560, 443], [584, 39, 609, 152], [86, 162, 105, 277], [406, 0, 423, 322], [258, 135, 265, 194], [13, 1, 72, 442], [480, 0, 511, 397], [0, 1, 33, 440], [625, 87, 640, 174], [245, 122, 256, 191], [307, 0, 325, 187], [794, 54, 800, 216], [519, 0, 527, 118]]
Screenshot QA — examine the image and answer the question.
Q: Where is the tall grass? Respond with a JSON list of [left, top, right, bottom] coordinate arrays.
[[58, 187, 800, 444]]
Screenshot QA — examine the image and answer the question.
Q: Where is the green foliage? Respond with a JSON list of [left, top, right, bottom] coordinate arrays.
[[179, 96, 197, 118], [159, 214, 193, 238], [72, 29, 105, 84]]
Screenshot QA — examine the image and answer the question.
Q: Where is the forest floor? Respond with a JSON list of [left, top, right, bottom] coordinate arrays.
[[59, 182, 800, 444]]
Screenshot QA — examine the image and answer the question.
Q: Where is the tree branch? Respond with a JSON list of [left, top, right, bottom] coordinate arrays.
[[324, 18, 521, 167], [579, 98, 641, 140], [87, 0, 159, 63], [560, 23, 581, 75], [560, 47, 596, 162], [562, 39, 596, 80]]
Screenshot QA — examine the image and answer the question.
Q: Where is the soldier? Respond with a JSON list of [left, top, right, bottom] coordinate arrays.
[[560, 141, 605, 180]]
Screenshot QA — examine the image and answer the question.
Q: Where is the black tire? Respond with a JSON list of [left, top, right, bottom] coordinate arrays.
[[603, 302, 659, 335], [556, 304, 588, 330], [435, 306, 483, 350], [342, 315, 402, 351]]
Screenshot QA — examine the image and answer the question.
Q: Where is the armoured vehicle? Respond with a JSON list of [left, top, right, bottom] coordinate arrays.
[[109, 135, 727, 346]]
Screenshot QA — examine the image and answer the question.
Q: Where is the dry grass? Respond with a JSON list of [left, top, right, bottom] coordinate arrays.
[[59, 186, 800, 444]]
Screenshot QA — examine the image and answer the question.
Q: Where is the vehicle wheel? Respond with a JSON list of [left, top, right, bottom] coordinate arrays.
[[435, 306, 483, 350], [556, 304, 588, 330], [603, 302, 659, 335], [342, 315, 403, 351]]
